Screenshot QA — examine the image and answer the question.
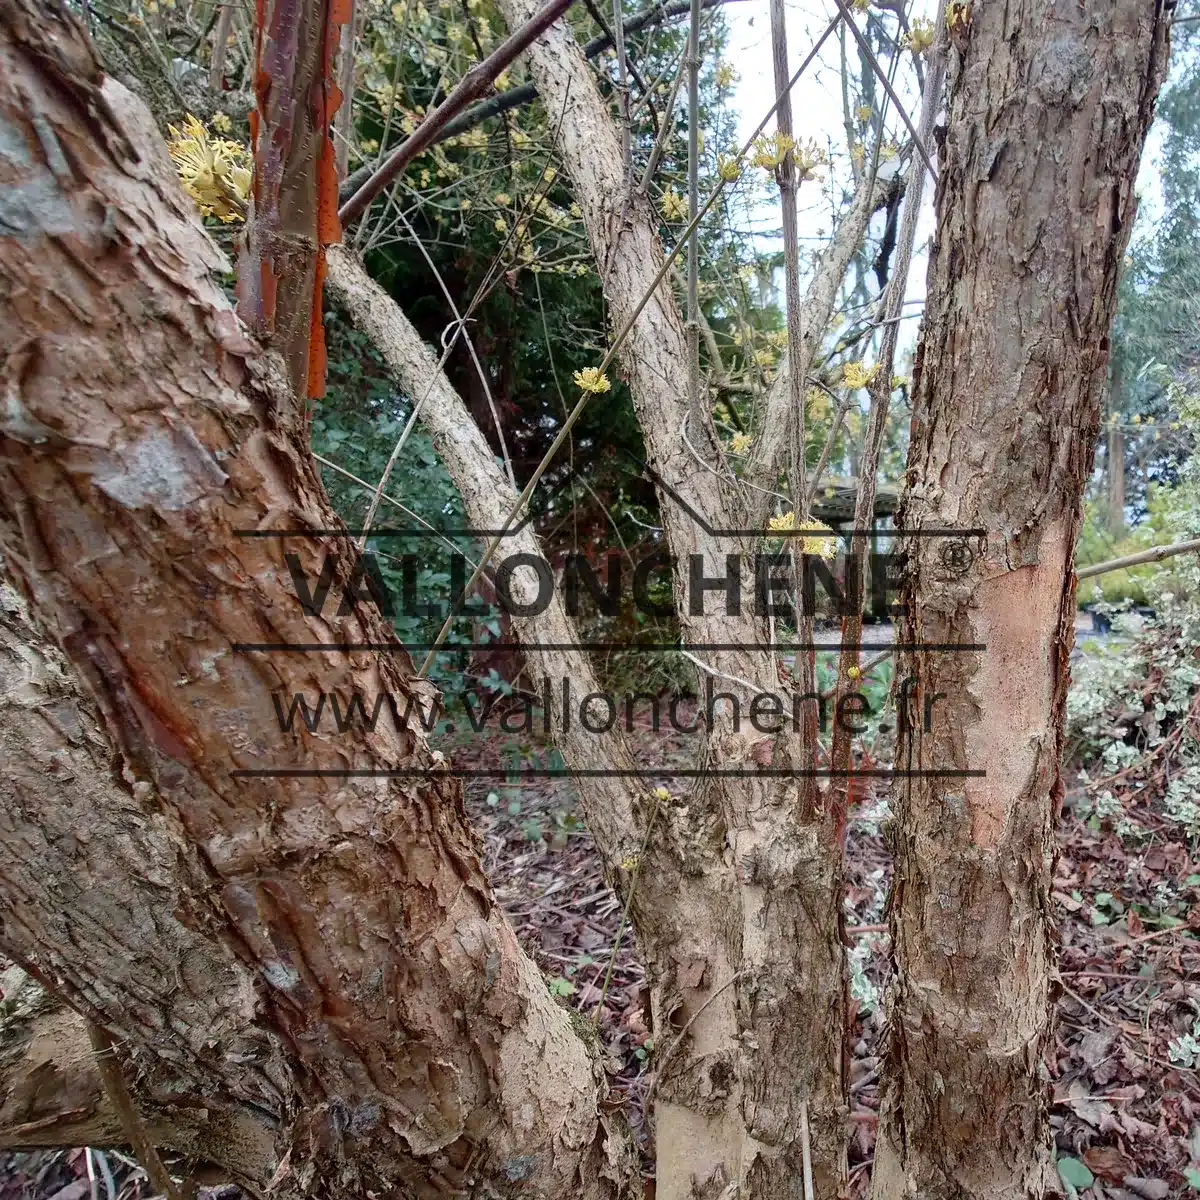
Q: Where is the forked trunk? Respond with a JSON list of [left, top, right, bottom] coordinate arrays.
[[874, 2, 1170, 1196]]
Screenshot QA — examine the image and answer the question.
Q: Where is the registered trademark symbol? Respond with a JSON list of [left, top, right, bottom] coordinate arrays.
[[940, 539, 974, 575]]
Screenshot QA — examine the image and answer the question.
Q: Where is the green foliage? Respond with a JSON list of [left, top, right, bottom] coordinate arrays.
[[1104, 30, 1200, 516], [1075, 489, 1177, 606]]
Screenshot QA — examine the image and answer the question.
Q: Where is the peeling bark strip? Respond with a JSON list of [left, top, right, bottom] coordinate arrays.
[[875, 3, 1171, 1198], [0, 3, 634, 1194], [238, 0, 348, 399]]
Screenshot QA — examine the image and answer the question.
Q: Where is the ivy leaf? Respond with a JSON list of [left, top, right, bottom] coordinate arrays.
[[1057, 1158, 1094, 1192]]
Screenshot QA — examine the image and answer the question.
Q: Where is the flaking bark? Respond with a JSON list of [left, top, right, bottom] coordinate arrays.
[[874, 2, 1172, 1196], [0, 4, 634, 1194]]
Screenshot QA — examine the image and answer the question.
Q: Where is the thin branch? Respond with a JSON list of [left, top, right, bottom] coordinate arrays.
[[208, 1, 235, 89], [339, 0, 575, 224], [1077, 536, 1200, 580], [87, 1025, 183, 1200], [833, 0, 937, 184], [333, 0, 359, 177], [639, 40, 685, 190]]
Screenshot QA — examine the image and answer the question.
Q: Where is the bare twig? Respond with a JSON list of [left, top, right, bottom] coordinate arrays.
[[642, 970, 747, 1117], [1077, 536, 1200, 580], [339, 0, 575, 224], [833, 0, 937, 184], [333, 0, 359, 177], [799, 1100, 815, 1200], [87, 1024, 183, 1200], [208, 1, 235, 89]]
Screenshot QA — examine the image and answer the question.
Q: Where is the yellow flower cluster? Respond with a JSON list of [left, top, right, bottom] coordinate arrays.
[[766, 513, 839, 558], [795, 520, 838, 559], [793, 138, 828, 182], [660, 186, 688, 221], [166, 114, 250, 223], [717, 153, 742, 182], [752, 131, 793, 171], [573, 367, 611, 394], [728, 432, 752, 454], [842, 360, 880, 390], [715, 62, 737, 88], [903, 17, 935, 54]]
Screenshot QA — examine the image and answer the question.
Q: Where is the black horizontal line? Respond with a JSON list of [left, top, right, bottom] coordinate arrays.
[[232, 527, 984, 540], [230, 768, 985, 779], [231, 642, 986, 653]]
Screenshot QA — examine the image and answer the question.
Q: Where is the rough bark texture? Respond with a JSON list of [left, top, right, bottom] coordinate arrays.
[[326, 247, 645, 872], [475, 6, 851, 1196], [875, 3, 1171, 1197], [0, 4, 633, 1195]]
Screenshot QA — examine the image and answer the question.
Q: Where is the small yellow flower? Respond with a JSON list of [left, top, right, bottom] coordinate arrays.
[[842, 360, 880, 390], [752, 131, 794, 171], [573, 262, 589, 276], [903, 17, 935, 54], [793, 138, 828, 182], [573, 366, 611, 394], [494, 217, 508, 233], [717, 153, 742, 182], [796, 521, 838, 559], [653, 786, 672, 802], [729, 432, 751, 454], [460, 198, 472, 210], [850, 141, 866, 169], [847, 664, 862, 680], [715, 62, 737, 88], [494, 191, 512, 206], [495, 69, 511, 90], [570, 202, 582, 218], [660, 186, 688, 221], [166, 113, 251, 223], [360, 137, 379, 154], [621, 853, 641, 871], [855, 104, 872, 123], [210, 111, 232, 133], [768, 511, 796, 532], [542, 166, 557, 184]]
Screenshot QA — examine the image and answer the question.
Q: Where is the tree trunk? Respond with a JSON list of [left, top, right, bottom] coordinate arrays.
[[0, 5, 633, 1195], [874, 3, 1170, 1197], [478, 4, 857, 1192]]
